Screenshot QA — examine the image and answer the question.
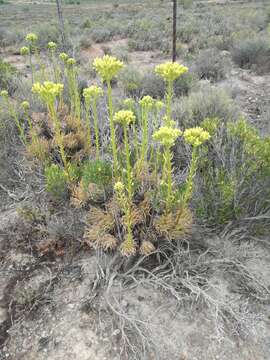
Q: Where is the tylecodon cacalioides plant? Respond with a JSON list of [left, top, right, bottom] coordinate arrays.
[[6, 46, 211, 256], [155, 62, 188, 120], [31, 81, 69, 174], [83, 85, 104, 158], [0, 90, 27, 144], [113, 110, 136, 256], [93, 55, 124, 179]]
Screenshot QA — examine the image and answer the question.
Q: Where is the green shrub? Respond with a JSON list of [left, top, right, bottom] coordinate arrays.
[[174, 86, 239, 128], [174, 72, 195, 97], [35, 23, 61, 49], [141, 72, 194, 98], [82, 19, 92, 29], [81, 160, 112, 189], [140, 73, 164, 99], [45, 164, 68, 200], [0, 59, 17, 94], [79, 33, 93, 49], [119, 66, 143, 98], [232, 37, 270, 73], [91, 28, 114, 43], [0, 29, 23, 47], [120, 67, 194, 99], [112, 46, 130, 63], [196, 118, 270, 225], [194, 48, 230, 82]]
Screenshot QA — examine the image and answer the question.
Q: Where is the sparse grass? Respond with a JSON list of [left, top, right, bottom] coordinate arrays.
[[232, 36, 270, 74]]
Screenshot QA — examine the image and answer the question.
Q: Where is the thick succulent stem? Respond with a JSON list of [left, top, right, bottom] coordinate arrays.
[[107, 80, 118, 178], [166, 80, 173, 120], [92, 98, 100, 159], [163, 145, 173, 212]]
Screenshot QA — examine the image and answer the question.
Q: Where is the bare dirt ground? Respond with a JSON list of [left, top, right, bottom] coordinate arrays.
[[221, 69, 270, 133], [0, 192, 270, 359]]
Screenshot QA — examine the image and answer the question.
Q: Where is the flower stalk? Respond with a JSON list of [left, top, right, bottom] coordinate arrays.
[[83, 85, 103, 158], [183, 127, 211, 206], [113, 110, 136, 256], [93, 55, 124, 179], [155, 62, 188, 119]]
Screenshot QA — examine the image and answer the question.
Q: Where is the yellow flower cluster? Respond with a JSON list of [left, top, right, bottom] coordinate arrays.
[[114, 181, 125, 193], [32, 81, 64, 103], [48, 41, 57, 51], [0, 90, 8, 98], [113, 110, 136, 127], [139, 95, 154, 109], [83, 85, 103, 100], [59, 52, 69, 62], [25, 33, 38, 43], [21, 101, 30, 111], [183, 127, 211, 147], [93, 55, 124, 82], [153, 126, 182, 147], [20, 46, 30, 56], [67, 58, 76, 66], [155, 62, 188, 82]]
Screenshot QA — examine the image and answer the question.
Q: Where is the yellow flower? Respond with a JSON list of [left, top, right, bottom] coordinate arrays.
[[21, 101, 30, 111], [59, 52, 69, 62], [20, 46, 30, 56], [67, 58, 76, 66], [139, 95, 154, 110], [83, 85, 103, 100], [183, 127, 211, 147], [32, 81, 64, 103], [25, 33, 38, 43], [48, 41, 57, 51], [155, 62, 188, 82], [113, 110, 136, 127], [0, 90, 8, 98], [153, 126, 182, 147], [93, 55, 124, 82], [114, 181, 125, 193]]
